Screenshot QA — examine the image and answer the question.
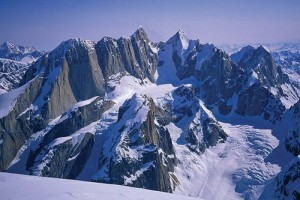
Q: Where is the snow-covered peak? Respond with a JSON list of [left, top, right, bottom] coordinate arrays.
[[166, 30, 190, 52], [0, 42, 35, 53], [0, 42, 44, 62]]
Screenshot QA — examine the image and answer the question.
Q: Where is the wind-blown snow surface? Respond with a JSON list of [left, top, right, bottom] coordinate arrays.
[[0, 172, 199, 200]]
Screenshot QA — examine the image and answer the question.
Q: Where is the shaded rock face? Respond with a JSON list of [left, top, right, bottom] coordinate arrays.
[[170, 86, 227, 154], [93, 94, 177, 192], [231, 46, 298, 120], [0, 77, 44, 171], [96, 27, 158, 82], [234, 46, 287, 88], [285, 101, 300, 156], [29, 39, 106, 121], [31, 132, 94, 179], [25, 98, 114, 177], [194, 48, 244, 106], [235, 84, 285, 120]]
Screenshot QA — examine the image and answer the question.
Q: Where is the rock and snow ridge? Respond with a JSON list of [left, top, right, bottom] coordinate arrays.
[[0, 42, 44, 63], [0, 28, 300, 200], [0, 42, 45, 93]]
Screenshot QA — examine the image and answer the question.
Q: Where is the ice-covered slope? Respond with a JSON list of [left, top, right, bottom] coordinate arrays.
[[0, 172, 199, 200]]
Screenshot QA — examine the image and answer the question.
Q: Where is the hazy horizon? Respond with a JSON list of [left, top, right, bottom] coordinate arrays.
[[1, 0, 300, 51]]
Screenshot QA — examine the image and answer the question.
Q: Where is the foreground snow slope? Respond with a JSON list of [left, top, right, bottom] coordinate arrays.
[[0, 172, 199, 200]]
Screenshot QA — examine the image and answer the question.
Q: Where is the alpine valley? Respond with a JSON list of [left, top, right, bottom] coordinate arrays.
[[0, 28, 299, 200]]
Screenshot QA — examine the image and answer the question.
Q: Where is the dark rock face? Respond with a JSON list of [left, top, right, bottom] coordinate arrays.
[[0, 77, 44, 171], [232, 46, 297, 120], [31, 132, 94, 179], [194, 48, 244, 106], [93, 94, 177, 192], [235, 46, 286, 88], [285, 101, 300, 156], [170, 86, 227, 154], [96, 27, 158, 82], [25, 97, 114, 177]]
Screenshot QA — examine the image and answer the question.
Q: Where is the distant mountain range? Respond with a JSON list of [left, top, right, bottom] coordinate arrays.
[[0, 29, 299, 200], [0, 42, 45, 94]]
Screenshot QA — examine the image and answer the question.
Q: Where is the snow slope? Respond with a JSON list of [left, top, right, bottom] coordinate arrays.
[[0, 172, 199, 200]]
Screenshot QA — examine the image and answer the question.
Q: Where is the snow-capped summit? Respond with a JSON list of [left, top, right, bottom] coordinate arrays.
[[166, 30, 190, 52]]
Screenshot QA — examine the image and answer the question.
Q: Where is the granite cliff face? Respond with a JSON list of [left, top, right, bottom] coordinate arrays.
[[96, 28, 158, 82], [0, 29, 299, 199], [1, 28, 158, 172], [92, 94, 177, 192]]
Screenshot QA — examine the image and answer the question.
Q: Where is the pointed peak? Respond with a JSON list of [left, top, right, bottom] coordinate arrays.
[[176, 30, 185, 36], [131, 26, 149, 40], [131, 26, 148, 38], [137, 26, 145, 33], [174, 30, 188, 40], [257, 45, 271, 53], [166, 30, 190, 51]]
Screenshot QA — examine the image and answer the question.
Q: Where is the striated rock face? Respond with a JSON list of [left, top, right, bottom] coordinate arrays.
[[0, 77, 44, 171], [25, 39, 107, 121], [25, 97, 114, 177], [0, 38, 113, 171], [234, 45, 287, 88], [93, 94, 177, 192], [31, 132, 94, 179], [233, 45, 298, 120], [96, 27, 158, 82]]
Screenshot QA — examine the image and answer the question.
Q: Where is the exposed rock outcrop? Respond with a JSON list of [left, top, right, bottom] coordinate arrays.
[[93, 94, 177, 192], [96, 27, 158, 82]]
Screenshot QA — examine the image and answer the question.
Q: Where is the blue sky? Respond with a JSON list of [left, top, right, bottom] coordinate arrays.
[[1, 0, 300, 50]]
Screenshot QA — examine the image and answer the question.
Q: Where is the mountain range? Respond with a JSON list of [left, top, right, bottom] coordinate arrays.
[[0, 28, 299, 200]]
